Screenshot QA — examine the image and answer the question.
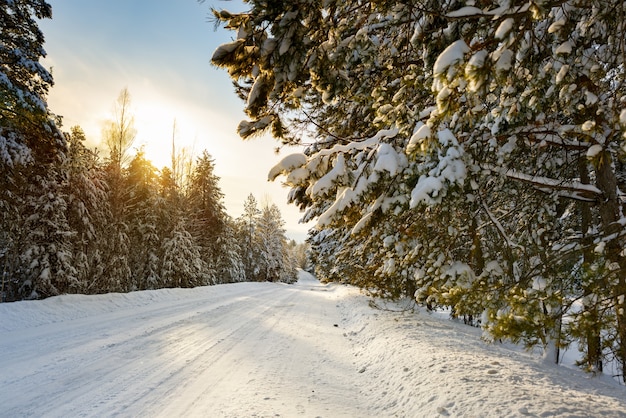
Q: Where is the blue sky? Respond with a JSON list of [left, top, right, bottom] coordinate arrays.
[[39, 0, 310, 241]]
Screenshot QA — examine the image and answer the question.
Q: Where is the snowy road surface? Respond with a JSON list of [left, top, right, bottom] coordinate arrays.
[[1, 270, 625, 417]]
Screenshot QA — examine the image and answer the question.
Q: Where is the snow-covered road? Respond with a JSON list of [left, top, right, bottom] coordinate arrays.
[[1, 272, 365, 417], [1, 271, 625, 417]]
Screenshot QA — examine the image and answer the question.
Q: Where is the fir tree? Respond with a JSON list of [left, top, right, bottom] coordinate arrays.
[[186, 151, 227, 283], [125, 150, 161, 290], [256, 202, 297, 283], [1, 0, 68, 300], [237, 193, 262, 281], [0, 0, 61, 165], [62, 126, 109, 293], [19, 168, 76, 298], [161, 219, 210, 288], [214, 218, 246, 283]]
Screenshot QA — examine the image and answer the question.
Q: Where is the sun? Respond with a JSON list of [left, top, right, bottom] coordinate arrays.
[[132, 100, 195, 171]]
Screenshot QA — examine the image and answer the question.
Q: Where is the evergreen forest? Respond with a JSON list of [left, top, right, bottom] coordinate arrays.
[[1, 1, 305, 304]]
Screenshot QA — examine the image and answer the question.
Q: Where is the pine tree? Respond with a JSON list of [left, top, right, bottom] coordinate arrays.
[[213, 0, 626, 379], [256, 203, 282, 282], [152, 166, 182, 289]]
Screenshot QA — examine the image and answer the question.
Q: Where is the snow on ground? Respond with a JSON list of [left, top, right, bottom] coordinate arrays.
[[1, 270, 625, 417]]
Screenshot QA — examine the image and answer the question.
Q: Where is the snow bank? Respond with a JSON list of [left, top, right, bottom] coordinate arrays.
[[0, 285, 261, 332], [337, 295, 626, 417]]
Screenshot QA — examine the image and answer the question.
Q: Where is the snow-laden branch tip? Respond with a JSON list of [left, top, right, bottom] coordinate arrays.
[[447, 2, 532, 19], [409, 129, 467, 208], [374, 143, 403, 176], [495, 18, 515, 40], [410, 176, 444, 207], [446, 6, 484, 18], [211, 39, 245, 64], [433, 40, 470, 76], [310, 153, 347, 198], [406, 122, 431, 154], [586, 144, 603, 158], [317, 128, 400, 158], [268, 153, 307, 181]]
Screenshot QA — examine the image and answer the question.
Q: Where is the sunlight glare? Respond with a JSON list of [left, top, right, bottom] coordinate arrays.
[[132, 99, 194, 170]]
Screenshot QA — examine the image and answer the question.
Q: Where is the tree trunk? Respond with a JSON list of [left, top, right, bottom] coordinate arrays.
[[595, 153, 626, 383], [579, 157, 603, 372]]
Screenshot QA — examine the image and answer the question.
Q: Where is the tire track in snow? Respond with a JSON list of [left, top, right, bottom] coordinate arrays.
[[0, 284, 283, 417], [122, 286, 303, 417], [145, 280, 367, 417], [1, 279, 366, 417], [147, 287, 303, 417]]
